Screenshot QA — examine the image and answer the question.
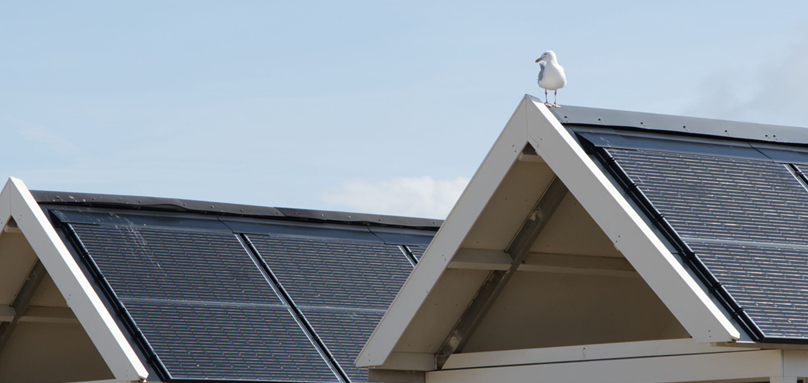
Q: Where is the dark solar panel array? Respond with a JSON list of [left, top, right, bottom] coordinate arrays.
[[606, 147, 808, 340], [51, 209, 435, 383], [69, 224, 340, 382], [248, 235, 414, 382]]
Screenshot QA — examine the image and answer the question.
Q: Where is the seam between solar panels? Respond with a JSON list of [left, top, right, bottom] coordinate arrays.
[[585, 143, 766, 341], [679, 237, 808, 251], [61, 222, 173, 381], [787, 164, 808, 194], [399, 245, 419, 267], [238, 234, 351, 383]]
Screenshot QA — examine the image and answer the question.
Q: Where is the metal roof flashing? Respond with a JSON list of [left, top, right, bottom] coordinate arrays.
[[532, 95, 808, 145], [31, 190, 443, 230]]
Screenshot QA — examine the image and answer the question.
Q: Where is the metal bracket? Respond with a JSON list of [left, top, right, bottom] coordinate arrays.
[[435, 178, 568, 368]]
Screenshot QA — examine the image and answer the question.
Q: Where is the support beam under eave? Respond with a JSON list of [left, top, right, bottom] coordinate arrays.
[[426, 350, 793, 383], [448, 249, 637, 277], [0, 259, 46, 356], [434, 178, 568, 368]]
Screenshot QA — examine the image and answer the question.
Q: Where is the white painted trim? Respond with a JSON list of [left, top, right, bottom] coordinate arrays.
[[357, 99, 530, 368], [0, 180, 13, 240], [371, 352, 435, 371], [783, 350, 808, 379], [523, 98, 739, 342], [428, 350, 783, 383], [442, 338, 749, 369], [5, 177, 149, 380], [448, 249, 637, 277]]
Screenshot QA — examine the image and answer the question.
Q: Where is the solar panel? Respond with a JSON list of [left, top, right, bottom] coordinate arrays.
[[304, 310, 385, 382], [69, 224, 340, 382], [125, 301, 337, 382], [605, 147, 808, 340], [247, 235, 413, 310], [689, 241, 808, 339], [247, 234, 414, 381], [607, 149, 808, 244]]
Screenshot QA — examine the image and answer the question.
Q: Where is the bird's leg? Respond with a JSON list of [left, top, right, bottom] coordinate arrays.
[[544, 89, 552, 107], [552, 90, 561, 108]]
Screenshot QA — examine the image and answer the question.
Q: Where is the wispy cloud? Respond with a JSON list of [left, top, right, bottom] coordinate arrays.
[[322, 176, 470, 219], [3, 116, 83, 157], [684, 37, 808, 126]]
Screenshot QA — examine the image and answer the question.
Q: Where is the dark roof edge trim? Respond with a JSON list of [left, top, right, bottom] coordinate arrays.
[[538, 97, 808, 145], [31, 190, 443, 230]]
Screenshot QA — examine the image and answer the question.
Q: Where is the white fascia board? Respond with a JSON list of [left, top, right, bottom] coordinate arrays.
[[356, 98, 531, 368], [427, 349, 783, 383], [522, 98, 739, 342], [0, 180, 11, 233], [373, 352, 435, 371], [442, 338, 750, 370], [5, 177, 149, 380]]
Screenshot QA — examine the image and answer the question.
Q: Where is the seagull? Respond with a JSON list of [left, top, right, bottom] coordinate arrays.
[[536, 51, 566, 108]]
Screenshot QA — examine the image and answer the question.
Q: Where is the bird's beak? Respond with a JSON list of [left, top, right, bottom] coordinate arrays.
[[535, 58, 543, 63]]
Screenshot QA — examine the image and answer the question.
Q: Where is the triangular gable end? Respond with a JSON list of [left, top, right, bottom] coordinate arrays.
[[0, 177, 148, 383], [358, 96, 741, 372]]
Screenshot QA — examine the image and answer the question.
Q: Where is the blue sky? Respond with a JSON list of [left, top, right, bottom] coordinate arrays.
[[2, 1, 807, 218]]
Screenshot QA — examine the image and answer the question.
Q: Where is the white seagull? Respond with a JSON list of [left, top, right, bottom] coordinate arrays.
[[536, 51, 566, 108]]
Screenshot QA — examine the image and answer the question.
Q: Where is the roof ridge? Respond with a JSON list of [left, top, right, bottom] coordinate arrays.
[[31, 190, 443, 230]]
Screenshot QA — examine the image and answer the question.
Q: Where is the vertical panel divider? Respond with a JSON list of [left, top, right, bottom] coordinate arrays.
[[238, 233, 351, 383], [787, 164, 808, 192], [399, 245, 418, 267]]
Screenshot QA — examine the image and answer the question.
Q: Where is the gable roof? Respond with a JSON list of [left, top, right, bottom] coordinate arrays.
[[7, 95, 808, 382], [1, 181, 440, 383], [359, 95, 808, 372]]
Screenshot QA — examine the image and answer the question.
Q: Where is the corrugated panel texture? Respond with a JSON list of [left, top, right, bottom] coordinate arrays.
[[608, 148, 808, 340], [70, 224, 339, 382], [248, 234, 413, 381], [304, 310, 385, 382]]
